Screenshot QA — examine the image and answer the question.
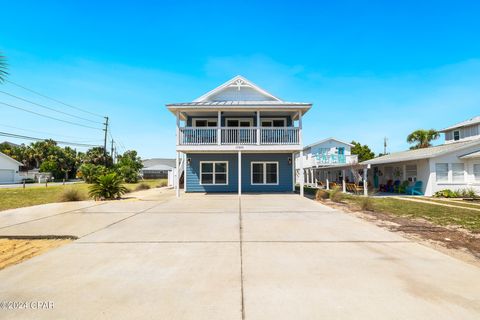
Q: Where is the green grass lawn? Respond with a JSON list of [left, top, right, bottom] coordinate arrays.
[[0, 179, 167, 212], [342, 194, 480, 232], [411, 197, 480, 210]]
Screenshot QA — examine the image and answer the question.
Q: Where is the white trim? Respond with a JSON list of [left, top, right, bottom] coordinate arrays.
[[250, 161, 279, 185], [193, 75, 282, 102], [193, 118, 218, 127], [199, 161, 229, 185], [261, 118, 287, 127], [225, 118, 254, 127]]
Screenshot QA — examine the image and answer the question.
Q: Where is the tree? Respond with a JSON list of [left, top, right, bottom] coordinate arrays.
[[82, 147, 113, 167], [406, 129, 439, 149], [88, 173, 128, 200], [116, 150, 143, 183], [351, 141, 375, 162], [0, 51, 8, 83]]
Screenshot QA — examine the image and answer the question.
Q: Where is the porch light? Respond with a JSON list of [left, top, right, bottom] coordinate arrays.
[[187, 158, 191, 165], [288, 157, 292, 165]]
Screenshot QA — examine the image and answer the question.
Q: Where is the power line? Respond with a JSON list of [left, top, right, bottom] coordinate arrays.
[[5, 79, 105, 118], [0, 123, 103, 142], [0, 101, 103, 131], [0, 131, 102, 147], [0, 90, 103, 124]]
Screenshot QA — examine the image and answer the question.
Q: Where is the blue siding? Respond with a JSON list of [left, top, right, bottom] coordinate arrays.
[[186, 153, 293, 193]]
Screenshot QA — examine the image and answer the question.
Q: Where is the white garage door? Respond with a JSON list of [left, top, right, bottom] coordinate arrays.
[[0, 169, 15, 183]]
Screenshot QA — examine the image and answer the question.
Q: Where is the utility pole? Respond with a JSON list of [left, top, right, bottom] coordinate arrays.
[[111, 139, 114, 163], [384, 137, 388, 155], [103, 116, 109, 166]]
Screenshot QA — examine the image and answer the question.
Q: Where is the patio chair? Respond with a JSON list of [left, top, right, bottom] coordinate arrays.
[[390, 180, 400, 193], [395, 181, 409, 194], [405, 181, 423, 195]]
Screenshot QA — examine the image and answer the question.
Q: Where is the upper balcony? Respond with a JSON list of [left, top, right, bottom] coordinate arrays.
[[179, 127, 300, 146], [298, 153, 359, 168]]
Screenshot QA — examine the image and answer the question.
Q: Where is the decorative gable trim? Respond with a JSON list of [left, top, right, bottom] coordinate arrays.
[[193, 75, 282, 102]]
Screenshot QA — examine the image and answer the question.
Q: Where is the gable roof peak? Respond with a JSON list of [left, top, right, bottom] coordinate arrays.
[[194, 75, 282, 102]]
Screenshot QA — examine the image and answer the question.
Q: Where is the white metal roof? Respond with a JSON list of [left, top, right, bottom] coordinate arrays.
[[440, 116, 480, 132], [142, 164, 174, 171], [459, 150, 480, 159], [362, 139, 480, 165], [304, 137, 354, 150]]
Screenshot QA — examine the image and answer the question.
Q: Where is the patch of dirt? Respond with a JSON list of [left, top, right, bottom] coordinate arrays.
[[0, 237, 72, 270], [320, 200, 480, 267]]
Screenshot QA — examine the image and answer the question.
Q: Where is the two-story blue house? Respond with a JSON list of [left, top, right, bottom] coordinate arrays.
[[167, 75, 312, 196]]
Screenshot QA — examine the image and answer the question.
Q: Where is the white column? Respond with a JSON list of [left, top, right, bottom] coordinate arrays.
[[314, 169, 318, 186], [326, 171, 330, 190], [402, 164, 407, 181], [310, 169, 314, 187], [292, 152, 295, 191], [238, 151, 242, 196], [299, 150, 304, 196], [364, 165, 369, 196], [342, 169, 346, 193], [175, 151, 179, 198], [256, 110, 261, 145], [298, 111, 303, 145], [176, 111, 180, 145], [183, 153, 187, 192], [217, 111, 221, 145]]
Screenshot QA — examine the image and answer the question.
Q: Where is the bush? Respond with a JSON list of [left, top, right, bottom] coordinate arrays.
[[77, 163, 107, 183], [135, 183, 151, 191], [434, 189, 458, 198], [117, 165, 139, 183], [59, 188, 86, 202], [22, 178, 35, 184], [157, 179, 168, 188], [294, 185, 318, 195], [360, 197, 375, 211], [88, 173, 128, 200], [39, 160, 63, 179], [330, 187, 344, 203], [315, 189, 329, 201]]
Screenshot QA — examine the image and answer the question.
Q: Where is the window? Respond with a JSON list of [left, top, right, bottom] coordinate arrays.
[[200, 161, 228, 185], [452, 163, 465, 183], [251, 162, 278, 185], [193, 119, 217, 127], [436, 163, 448, 182], [453, 130, 460, 141], [261, 119, 286, 127], [406, 165, 417, 182], [226, 119, 252, 127], [474, 164, 480, 182]]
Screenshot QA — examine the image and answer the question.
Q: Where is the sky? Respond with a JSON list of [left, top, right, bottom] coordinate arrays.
[[1, 0, 480, 158]]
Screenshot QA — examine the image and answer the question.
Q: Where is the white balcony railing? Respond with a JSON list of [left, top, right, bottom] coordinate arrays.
[[299, 154, 359, 168], [179, 127, 300, 146]]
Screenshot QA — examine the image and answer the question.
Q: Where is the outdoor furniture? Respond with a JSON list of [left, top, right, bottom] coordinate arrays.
[[395, 181, 409, 194], [406, 181, 423, 195], [346, 183, 364, 194], [380, 180, 393, 192]]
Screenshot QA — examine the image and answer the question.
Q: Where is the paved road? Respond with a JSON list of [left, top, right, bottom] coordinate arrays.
[[0, 189, 479, 319], [0, 181, 83, 189]]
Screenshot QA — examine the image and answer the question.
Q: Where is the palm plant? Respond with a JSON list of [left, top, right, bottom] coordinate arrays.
[[88, 173, 128, 200], [407, 129, 440, 149], [0, 52, 8, 82]]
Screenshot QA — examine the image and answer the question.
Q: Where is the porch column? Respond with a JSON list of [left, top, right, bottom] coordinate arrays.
[[292, 152, 295, 191], [342, 169, 346, 193], [298, 111, 303, 145], [256, 110, 260, 145], [364, 165, 370, 196], [299, 150, 304, 196], [176, 111, 180, 145], [238, 151, 242, 196], [326, 171, 330, 190], [175, 151, 179, 198], [217, 111, 221, 145], [314, 169, 318, 186], [402, 164, 407, 181], [183, 153, 187, 192]]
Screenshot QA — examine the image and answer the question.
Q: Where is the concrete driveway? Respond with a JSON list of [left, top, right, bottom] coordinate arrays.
[[1, 189, 480, 319]]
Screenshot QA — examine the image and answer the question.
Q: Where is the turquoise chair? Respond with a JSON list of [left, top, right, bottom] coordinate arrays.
[[406, 181, 423, 195]]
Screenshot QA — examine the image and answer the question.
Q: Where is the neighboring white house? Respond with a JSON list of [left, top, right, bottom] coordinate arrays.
[[0, 151, 23, 184], [295, 138, 358, 186], [141, 158, 175, 179], [311, 116, 480, 196]]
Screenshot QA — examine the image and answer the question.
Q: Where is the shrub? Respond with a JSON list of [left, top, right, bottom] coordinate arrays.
[[59, 188, 86, 202], [434, 189, 459, 198], [157, 179, 168, 188], [117, 165, 139, 183], [88, 173, 128, 200], [77, 163, 108, 183], [458, 188, 478, 199], [330, 187, 344, 203], [360, 197, 375, 211], [135, 183, 151, 191], [315, 189, 329, 201]]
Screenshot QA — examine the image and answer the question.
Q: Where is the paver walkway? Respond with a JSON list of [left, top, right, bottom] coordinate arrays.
[[0, 189, 479, 319]]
